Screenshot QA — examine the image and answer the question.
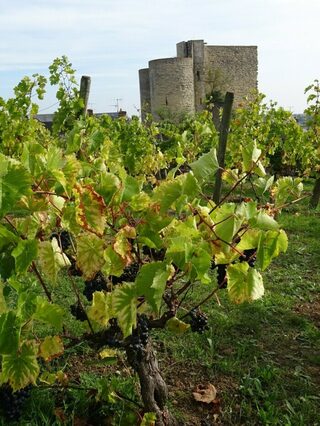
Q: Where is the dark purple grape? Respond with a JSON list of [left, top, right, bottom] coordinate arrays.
[[110, 263, 140, 285], [0, 384, 31, 421], [50, 230, 72, 251], [188, 309, 209, 333], [239, 249, 257, 267], [83, 272, 108, 301], [70, 303, 87, 321], [217, 264, 227, 288]]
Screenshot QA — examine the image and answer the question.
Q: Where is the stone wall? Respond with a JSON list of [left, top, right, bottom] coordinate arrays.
[[148, 57, 195, 120], [204, 45, 258, 106], [139, 40, 258, 120]]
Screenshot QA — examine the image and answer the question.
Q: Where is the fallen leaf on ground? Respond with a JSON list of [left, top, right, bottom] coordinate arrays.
[[193, 383, 217, 404]]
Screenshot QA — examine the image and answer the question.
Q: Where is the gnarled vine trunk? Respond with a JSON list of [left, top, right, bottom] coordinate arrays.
[[126, 340, 176, 426]]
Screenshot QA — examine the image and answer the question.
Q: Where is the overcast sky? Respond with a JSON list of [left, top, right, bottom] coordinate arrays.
[[0, 0, 319, 116]]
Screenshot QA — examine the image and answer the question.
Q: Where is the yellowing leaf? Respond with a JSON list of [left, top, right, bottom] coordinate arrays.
[[99, 348, 118, 359], [39, 336, 64, 361], [76, 234, 105, 280], [113, 284, 137, 338], [227, 263, 264, 304], [74, 184, 106, 236], [1, 341, 40, 391], [87, 292, 112, 327], [166, 317, 190, 334], [113, 228, 133, 264], [38, 240, 70, 284]]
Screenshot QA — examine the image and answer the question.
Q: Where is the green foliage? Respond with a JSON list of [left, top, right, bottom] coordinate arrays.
[[0, 57, 309, 424], [228, 92, 305, 174]]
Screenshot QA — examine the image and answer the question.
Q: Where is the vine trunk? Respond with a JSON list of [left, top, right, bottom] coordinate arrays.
[[126, 340, 176, 426]]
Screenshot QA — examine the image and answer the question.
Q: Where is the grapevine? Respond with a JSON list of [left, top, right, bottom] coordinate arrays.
[[0, 56, 307, 425]]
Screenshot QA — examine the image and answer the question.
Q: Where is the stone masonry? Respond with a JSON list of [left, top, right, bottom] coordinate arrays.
[[139, 40, 258, 120]]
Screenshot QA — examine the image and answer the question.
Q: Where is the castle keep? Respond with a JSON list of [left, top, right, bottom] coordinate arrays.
[[139, 40, 258, 120]]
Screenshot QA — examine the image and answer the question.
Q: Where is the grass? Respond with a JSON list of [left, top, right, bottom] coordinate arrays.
[[154, 195, 320, 425], [3, 183, 320, 425]]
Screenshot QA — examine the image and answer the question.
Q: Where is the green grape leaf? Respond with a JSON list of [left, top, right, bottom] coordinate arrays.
[[74, 184, 106, 236], [135, 262, 171, 313], [0, 311, 20, 354], [87, 291, 113, 327], [190, 245, 212, 284], [227, 263, 264, 304], [180, 172, 201, 197], [213, 205, 243, 253], [0, 160, 31, 218], [273, 177, 303, 207], [38, 239, 70, 284], [257, 230, 288, 271], [102, 246, 126, 277], [0, 224, 19, 250], [166, 237, 193, 270], [76, 234, 105, 280], [33, 297, 65, 331], [242, 141, 266, 177], [98, 172, 121, 204], [112, 283, 137, 338], [0, 282, 7, 314], [250, 211, 279, 231], [190, 148, 219, 182], [236, 229, 261, 251], [120, 175, 141, 202], [39, 336, 64, 361], [0, 252, 15, 280], [17, 290, 37, 321], [12, 239, 38, 275], [1, 341, 40, 391], [153, 179, 182, 213]]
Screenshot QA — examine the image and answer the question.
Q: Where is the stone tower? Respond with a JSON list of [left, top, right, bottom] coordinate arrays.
[[139, 40, 258, 120]]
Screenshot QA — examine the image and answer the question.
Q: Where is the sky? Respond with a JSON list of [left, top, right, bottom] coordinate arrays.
[[0, 0, 319, 116]]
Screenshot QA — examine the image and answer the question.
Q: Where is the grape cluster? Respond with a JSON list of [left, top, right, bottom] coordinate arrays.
[[70, 303, 87, 322], [83, 272, 108, 301], [50, 230, 72, 251], [104, 318, 122, 348], [189, 309, 209, 333], [0, 384, 31, 422], [217, 264, 227, 288], [126, 314, 150, 366], [239, 249, 257, 267], [111, 263, 140, 285]]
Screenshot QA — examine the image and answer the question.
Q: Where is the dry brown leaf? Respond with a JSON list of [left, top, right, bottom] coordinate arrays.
[[193, 383, 217, 404]]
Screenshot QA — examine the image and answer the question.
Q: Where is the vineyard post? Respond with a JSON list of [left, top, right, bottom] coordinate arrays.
[[213, 91, 234, 203], [79, 75, 91, 116]]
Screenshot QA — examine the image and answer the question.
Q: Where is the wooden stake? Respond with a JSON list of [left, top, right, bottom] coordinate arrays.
[[213, 92, 234, 204]]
